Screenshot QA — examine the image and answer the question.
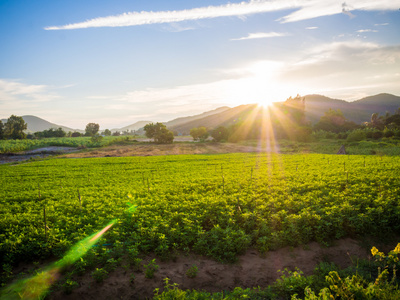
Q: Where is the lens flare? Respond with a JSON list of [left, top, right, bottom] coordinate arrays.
[[1, 203, 137, 300]]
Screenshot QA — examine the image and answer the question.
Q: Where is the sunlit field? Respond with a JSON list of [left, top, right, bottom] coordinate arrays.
[[1, 153, 400, 298]]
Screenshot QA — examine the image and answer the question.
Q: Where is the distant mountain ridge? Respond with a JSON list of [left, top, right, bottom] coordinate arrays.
[[3, 93, 399, 135], [0, 115, 83, 133], [304, 93, 400, 124], [168, 93, 400, 134]]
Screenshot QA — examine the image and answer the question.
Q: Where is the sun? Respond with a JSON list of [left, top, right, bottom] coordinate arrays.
[[225, 61, 293, 107]]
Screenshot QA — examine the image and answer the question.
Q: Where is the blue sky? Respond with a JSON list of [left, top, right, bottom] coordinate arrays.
[[1, 0, 399, 129]]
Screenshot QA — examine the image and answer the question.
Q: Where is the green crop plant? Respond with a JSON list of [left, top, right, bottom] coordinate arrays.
[[186, 265, 198, 278], [91, 268, 108, 283], [144, 259, 159, 279]]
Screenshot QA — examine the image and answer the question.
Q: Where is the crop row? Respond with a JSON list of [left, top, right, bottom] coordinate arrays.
[[1, 153, 400, 269]]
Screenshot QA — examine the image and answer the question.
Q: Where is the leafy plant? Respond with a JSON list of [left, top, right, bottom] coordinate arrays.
[[91, 268, 108, 283], [186, 265, 198, 278], [144, 259, 159, 279]]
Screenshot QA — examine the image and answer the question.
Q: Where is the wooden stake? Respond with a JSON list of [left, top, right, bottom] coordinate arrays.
[[44, 206, 47, 243], [77, 189, 82, 212]]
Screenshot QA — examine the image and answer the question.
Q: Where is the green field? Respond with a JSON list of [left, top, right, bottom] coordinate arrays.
[[1, 153, 400, 298]]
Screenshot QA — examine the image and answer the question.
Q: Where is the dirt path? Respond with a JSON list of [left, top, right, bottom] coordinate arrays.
[[48, 238, 384, 300]]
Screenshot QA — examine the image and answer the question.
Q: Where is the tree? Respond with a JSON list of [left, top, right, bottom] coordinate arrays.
[[71, 132, 81, 137], [102, 129, 111, 136], [144, 122, 174, 144], [0, 120, 4, 140], [190, 127, 209, 141], [314, 109, 358, 133], [4, 115, 27, 139], [211, 126, 229, 142], [85, 123, 100, 136]]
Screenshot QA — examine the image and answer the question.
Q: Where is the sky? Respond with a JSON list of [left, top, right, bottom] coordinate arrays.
[[1, 0, 399, 130]]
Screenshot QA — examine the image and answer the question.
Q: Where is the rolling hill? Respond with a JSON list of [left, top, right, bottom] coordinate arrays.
[[0, 115, 82, 133], [168, 93, 400, 134]]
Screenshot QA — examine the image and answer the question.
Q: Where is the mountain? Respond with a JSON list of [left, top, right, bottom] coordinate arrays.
[[304, 93, 400, 124], [168, 93, 400, 134], [111, 121, 153, 133], [165, 106, 230, 128], [168, 104, 257, 135], [1, 115, 82, 133]]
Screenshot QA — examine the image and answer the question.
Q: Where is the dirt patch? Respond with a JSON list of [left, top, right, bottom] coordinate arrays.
[[49, 238, 375, 300], [61, 143, 268, 159]]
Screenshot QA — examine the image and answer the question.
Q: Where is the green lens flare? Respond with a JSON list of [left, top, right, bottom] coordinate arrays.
[[1, 203, 137, 300]]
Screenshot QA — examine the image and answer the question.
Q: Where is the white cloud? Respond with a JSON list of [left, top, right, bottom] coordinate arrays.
[[374, 23, 389, 26], [0, 79, 58, 104], [231, 32, 289, 41], [356, 29, 378, 33], [278, 41, 400, 100], [0, 79, 63, 120], [306, 26, 318, 30], [44, 0, 399, 30]]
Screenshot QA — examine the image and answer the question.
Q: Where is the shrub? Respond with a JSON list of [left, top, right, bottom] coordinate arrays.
[[346, 130, 366, 142]]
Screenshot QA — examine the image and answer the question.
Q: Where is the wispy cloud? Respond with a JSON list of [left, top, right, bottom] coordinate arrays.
[[0, 79, 62, 119], [374, 23, 389, 26], [278, 41, 400, 99], [306, 26, 318, 30], [44, 0, 398, 30], [231, 32, 289, 41], [357, 29, 378, 33]]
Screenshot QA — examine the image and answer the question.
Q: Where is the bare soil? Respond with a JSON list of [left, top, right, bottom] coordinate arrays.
[[48, 238, 382, 300], [61, 142, 270, 159]]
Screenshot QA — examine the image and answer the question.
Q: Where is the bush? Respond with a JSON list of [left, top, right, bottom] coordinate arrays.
[[346, 130, 366, 142], [372, 131, 383, 139]]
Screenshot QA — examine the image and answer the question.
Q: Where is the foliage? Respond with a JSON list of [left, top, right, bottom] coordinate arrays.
[[34, 128, 66, 138], [0, 120, 4, 140], [314, 109, 359, 133], [144, 259, 159, 279], [2, 153, 400, 289], [186, 265, 198, 278], [90, 134, 103, 143], [102, 129, 111, 136], [190, 127, 209, 142], [85, 123, 100, 136], [346, 129, 366, 142], [144, 123, 174, 144], [3, 115, 27, 140], [91, 268, 108, 283], [211, 126, 229, 142], [0, 136, 127, 153], [62, 279, 78, 294]]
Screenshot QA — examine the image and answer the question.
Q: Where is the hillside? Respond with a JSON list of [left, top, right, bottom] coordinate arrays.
[[111, 121, 153, 133], [165, 106, 230, 128], [1, 115, 82, 133], [168, 93, 400, 134], [168, 104, 258, 135], [305, 93, 400, 124]]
